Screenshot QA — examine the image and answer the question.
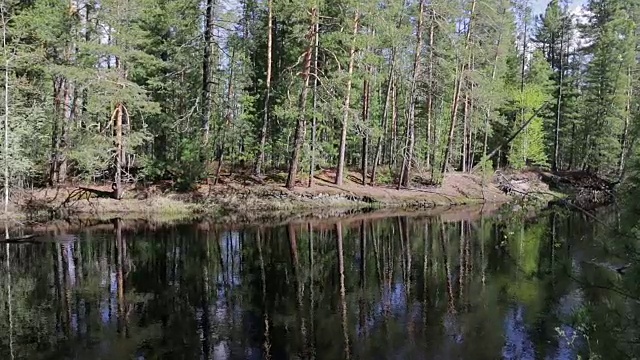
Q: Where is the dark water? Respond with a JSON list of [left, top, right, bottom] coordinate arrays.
[[0, 209, 623, 359]]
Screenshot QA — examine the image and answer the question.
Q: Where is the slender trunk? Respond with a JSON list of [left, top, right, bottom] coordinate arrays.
[[213, 49, 236, 185], [481, 31, 502, 171], [618, 66, 631, 176], [553, 23, 564, 171], [391, 81, 398, 168], [372, 5, 405, 183], [57, 83, 71, 182], [80, 1, 92, 129], [49, 78, 65, 185], [467, 96, 476, 171], [114, 104, 123, 199], [358, 221, 367, 337], [461, 93, 469, 172], [336, 12, 359, 186], [286, 12, 316, 189], [255, 0, 273, 175], [202, 0, 215, 143], [336, 222, 350, 359], [441, 0, 476, 176], [308, 16, 319, 187], [569, 121, 576, 169], [308, 223, 315, 354], [519, 19, 527, 165], [361, 75, 370, 186], [426, 13, 435, 169], [4, 231, 13, 359], [441, 66, 462, 175], [466, 54, 476, 171], [2, 9, 8, 213], [257, 230, 272, 360], [371, 72, 393, 185], [114, 218, 126, 334], [482, 110, 490, 170], [620, 135, 637, 182], [399, 0, 424, 189], [361, 49, 374, 186]]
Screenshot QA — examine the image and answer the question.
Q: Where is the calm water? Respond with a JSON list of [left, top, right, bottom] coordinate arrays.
[[0, 209, 624, 359]]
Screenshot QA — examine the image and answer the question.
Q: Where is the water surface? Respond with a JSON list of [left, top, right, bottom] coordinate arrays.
[[0, 208, 620, 359]]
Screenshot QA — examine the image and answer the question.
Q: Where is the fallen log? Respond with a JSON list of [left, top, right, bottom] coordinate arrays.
[[0, 234, 78, 244], [472, 102, 550, 172], [0, 234, 36, 243], [78, 186, 117, 199]]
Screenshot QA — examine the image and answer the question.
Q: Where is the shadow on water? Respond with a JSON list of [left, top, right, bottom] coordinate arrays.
[[0, 208, 625, 359]]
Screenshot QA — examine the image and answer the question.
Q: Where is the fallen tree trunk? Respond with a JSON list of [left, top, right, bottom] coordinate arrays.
[[0, 234, 36, 243], [79, 186, 117, 199], [472, 102, 549, 172], [58, 185, 120, 210]]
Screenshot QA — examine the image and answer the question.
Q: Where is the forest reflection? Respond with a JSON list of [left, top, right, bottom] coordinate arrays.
[[0, 210, 613, 359]]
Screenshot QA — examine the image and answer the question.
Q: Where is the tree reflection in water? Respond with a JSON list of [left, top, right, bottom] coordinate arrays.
[[0, 209, 626, 359]]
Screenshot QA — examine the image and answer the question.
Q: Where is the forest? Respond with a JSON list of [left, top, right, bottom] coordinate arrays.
[[0, 0, 638, 198]]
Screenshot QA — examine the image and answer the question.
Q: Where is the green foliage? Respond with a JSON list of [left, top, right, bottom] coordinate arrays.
[[0, 0, 639, 192], [505, 50, 553, 169]]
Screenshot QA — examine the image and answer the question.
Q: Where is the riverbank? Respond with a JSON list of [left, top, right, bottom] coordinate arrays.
[[7, 171, 514, 220], [5, 168, 587, 224]]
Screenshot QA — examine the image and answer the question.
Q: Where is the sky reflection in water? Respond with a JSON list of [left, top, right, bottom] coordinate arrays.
[[0, 210, 608, 359]]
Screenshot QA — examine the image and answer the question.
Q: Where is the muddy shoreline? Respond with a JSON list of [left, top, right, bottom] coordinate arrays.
[[7, 172, 513, 222], [1, 169, 613, 230]]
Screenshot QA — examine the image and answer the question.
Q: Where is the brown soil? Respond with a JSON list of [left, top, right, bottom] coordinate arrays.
[[204, 169, 511, 209], [4, 169, 531, 225]]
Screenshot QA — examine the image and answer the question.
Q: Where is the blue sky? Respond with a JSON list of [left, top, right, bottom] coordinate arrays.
[[531, 0, 588, 14]]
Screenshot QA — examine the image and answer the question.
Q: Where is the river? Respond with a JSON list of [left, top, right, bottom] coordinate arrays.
[[0, 206, 631, 359]]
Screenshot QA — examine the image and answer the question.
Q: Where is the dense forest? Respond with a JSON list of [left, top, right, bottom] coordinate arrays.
[[0, 0, 638, 196]]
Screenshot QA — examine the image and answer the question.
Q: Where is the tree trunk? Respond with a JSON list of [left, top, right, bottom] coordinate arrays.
[[255, 0, 273, 176], [213, 49, 236, 185], [441, 0, 476, 177], [552, 22, 564, 171], [372, 7, 405, 184], [518, 18, 527, 165], [467, 96, 476, 171], [2, 9, 8, 213], [286, 11, 316, 189], [114, 104, 124, 200], [390, 81, 398, 169], [336, 221, 350, 359], [441, 66, 462, 175], [426, 12, 435, 169], [481, 31, 503, 171], [58, 82, 72, 182], [309, 15, 319, 188], [361, 75, 370, 186], [49, 78, 65, 185], [202, 0, 215, 143], [398, 0, 424, 189], [618, 65, 631, 176], [370, 72, 393, 185], [335, 12, 359, 186], [461, 93, 469, 172]]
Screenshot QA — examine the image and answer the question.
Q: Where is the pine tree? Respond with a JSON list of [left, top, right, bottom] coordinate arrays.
[[581, 0, 636, 174]]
